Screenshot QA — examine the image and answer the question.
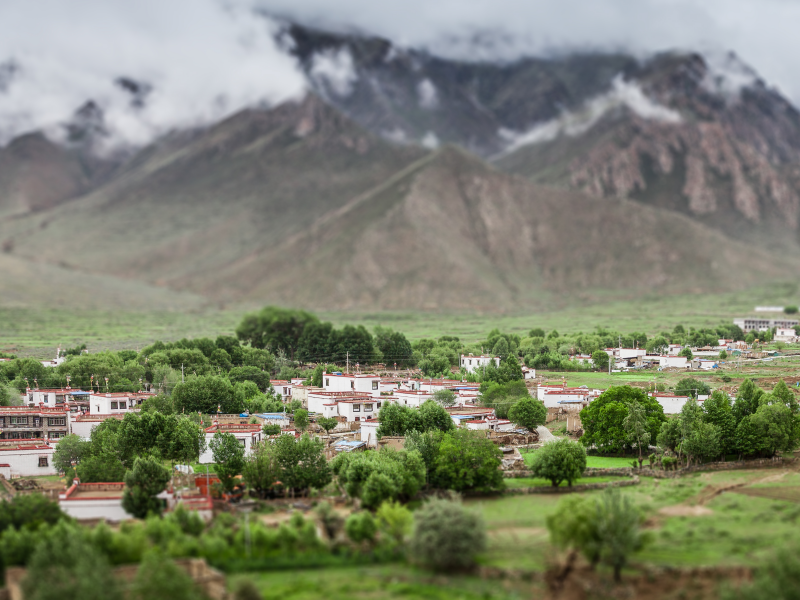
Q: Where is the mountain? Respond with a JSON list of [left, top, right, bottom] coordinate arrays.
[[2, 23, 800, 312], [1, 94, 795, 311], [287, 24, 800, 241]]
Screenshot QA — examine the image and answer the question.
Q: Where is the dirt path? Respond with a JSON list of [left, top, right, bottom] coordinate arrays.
[[658, 470, 790, 517]]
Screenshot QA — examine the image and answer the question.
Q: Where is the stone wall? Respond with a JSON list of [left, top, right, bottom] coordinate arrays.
[[500, 476, 640, 496]]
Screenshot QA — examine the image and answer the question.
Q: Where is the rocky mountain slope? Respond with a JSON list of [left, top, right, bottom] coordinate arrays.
[[1, 95, 794, 311]]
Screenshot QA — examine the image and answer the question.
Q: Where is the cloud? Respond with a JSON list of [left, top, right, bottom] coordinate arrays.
[[0, 0, 306, 148], [499, 76, 681, 153], [309, 48, 358, 97], [260, 0, 800, 105], [417, 79, 438, 109]]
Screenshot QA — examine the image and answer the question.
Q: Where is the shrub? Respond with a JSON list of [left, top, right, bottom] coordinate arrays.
[[129, 550, 202, 600], [723, 543, 800, 600], [530, 438, 587, 487], [376, 500, 413, 547], [315, 501, 344, 541], [785, 306, 798, 315], [409, 498, 486, 572], [431, 430, 504, 493], [233, 579, 263, 600], [661, 456, 677, 470], [345, 511, 377, 546], [21, 523, 121, 600]]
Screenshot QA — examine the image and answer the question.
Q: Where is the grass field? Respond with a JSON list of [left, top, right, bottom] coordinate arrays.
[[520, 453, 637, 469], [229, 565, 538, 600], [505, 475, 626, 487], [3, 282, 799, 357], [469, 468, 800, 572]]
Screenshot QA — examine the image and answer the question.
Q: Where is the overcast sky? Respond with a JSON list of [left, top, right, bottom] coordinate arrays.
[[0, 0, 798, 146]]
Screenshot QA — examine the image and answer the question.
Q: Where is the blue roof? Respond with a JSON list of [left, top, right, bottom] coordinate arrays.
[[254, 413, 288, 420], [333, 440, 366, 452], [70, 391, 90, 395]]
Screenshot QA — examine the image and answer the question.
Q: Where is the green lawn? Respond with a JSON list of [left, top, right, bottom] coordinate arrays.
[[520, 451, 637, 469], [4, 281, 799, 356], [469, 468, 791, 571], [230, 565, 538, 600], [505, 476, 626, 488]]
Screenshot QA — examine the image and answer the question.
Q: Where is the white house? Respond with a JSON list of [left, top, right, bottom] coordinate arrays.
[[89, 392, 155, 415], [393, 390, 432, 408], [0, 406, 70, 441], [70, 413, 125, 440], [360, 419, 380, 448], [322, 373, 381, 395], [775, 328, 798, 343], [615, 348, 646, 360], [22, 388, 82, 408], [541, 389, 589, 408], [667, 345, 684, 356], [307, 391, 372, 414], [59, 482, 132, 522], [0, 443, 57, 477], [271, 380, 293, 402], [199, 423, 263, 464], [649, 393, 691, 414], [654, 356, 688, 369], [459, 354, 499, 374], [40, 349, 66, 369]]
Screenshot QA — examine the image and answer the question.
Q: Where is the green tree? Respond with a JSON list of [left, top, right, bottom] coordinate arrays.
[[702, 390, 736, 456], [210, 431, 246, 492], [172, 376, 239, 415], [0, 494, 65, 534], [679, 347, 693, 360], [656, 418, 681, 455], [373, 327, 415, 368], [331, 449, 425, 508], [547, 495, 602, 566], [122, 456, 171, 519], [293, 408, 309, 432], [273, 434, 331, 495], [376, 403, 421, 438], [262, 423, 281, 436], [722, 542, 800, 600], [785, 306, 798, 315], [418, 399, 455, 433], [594, 488, 646, 582], [21, 524, 121, 600], [591, 350, 610, 371], [719, 350, 728, 360], [53, 434, 88, 473], [508, 396, 547, 432], [242, 441, 280, 498], [167, 418, 206, 465], [682, 421, 721, 463], [530, 438, 587, 487], [236, 306, 319, 358], [732, 378, 765, 424], [674, 377, 711, 398], [317, 416, 338, 435], [229, 366, 270, 392], [409, 498, 486, 572], [431, 430, 504, 493], [432, 389, 456, 407], [623, 401, 651, 468], [404, 429, 444, 483], [580, 386, 666, 454], [129, 550, 202, 600]]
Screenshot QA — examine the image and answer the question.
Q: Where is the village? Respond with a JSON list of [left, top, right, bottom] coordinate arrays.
[[0, 311, 798, 599]]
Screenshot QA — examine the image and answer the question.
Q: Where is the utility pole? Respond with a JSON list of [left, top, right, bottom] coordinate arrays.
[[181, 364, 185, 384], [346, 351, 349, 375]]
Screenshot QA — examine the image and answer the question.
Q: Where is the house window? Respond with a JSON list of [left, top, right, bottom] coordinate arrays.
[[372, 381, 378, 390], [364, 404, 373, 412], [10, 416, 27, 425], [48, 418, 66, 426], [326, 378, 329, 386], [38, 457, 48, 467], [350, 381, 354, 390], [239, 439, 246, 447], [353, 404, 360, 412], [377, 402, 381, 409], [50, 432, 64, 439], [34, 418, 40, 427], [354, 417, 360, 422], [111, 402, 118, 409]]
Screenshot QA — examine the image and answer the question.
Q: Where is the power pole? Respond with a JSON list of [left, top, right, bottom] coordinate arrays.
[[181, 364, 184, 384], [346, 351, 349, 375]]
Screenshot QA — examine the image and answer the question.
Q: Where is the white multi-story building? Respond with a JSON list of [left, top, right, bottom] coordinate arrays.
[[271, 380, 293, 402], [322, 373, 381, 395], [459, 354, 499, 374], [89, 392, 155, 415]]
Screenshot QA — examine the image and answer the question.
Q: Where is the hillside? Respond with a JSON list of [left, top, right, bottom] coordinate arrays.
[[2, 95, 795, 311]]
